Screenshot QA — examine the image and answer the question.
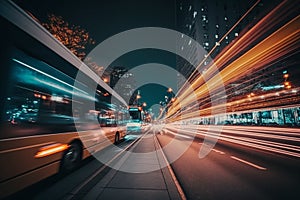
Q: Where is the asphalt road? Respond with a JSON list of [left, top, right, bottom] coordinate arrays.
[[7, 125, 300, 200], [156, 126, 300, 200]]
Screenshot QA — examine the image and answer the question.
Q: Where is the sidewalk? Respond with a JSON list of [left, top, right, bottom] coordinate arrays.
[[81, 132, 182, 200]]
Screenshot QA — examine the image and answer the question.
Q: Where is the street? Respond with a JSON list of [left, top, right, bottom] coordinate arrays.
[[157, 125, 300, 200], [7, 125, 300, 200]]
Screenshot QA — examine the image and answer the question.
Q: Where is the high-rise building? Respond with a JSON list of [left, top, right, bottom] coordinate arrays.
[[175, 0, 296, 103], [176, 0, 263, 80], [108, 66, 136, 104]]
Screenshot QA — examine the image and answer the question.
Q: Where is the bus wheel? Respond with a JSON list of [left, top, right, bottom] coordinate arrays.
[[61, 142, 82, 172], [114, 132, 120, 144]]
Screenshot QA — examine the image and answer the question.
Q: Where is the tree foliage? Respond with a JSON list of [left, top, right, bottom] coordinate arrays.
[[40, 13, 105, 77], [42, 14, 96, 60]]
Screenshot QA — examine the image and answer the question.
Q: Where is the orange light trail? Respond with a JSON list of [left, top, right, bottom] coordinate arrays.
[[165, 124, 300, 158], [35, 143, 69, 158], [166, 0, 300, 121]]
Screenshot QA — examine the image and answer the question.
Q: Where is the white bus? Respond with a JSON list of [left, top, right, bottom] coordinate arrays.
[[0, 1, 127, 198], [126, 106, 143, 133]]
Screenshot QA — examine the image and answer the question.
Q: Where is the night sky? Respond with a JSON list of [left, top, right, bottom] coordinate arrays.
[[13, 0, 177, 112], [13, 0, 176, 42]]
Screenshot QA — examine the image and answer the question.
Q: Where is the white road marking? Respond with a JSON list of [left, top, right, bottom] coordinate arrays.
[[230, 156, 267, 170], [212, 149, 225, 155]]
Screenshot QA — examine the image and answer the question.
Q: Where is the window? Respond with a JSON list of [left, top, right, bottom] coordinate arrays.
[[193, 11, 197, 18]]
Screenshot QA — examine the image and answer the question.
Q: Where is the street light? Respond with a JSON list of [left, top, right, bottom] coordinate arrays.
[[103, 77, 109, 83], [283, 71, 291, 89], [136, 90, 141, 105]]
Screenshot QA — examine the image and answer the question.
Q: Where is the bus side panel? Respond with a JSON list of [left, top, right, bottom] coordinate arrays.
[[0, 160, 60, 198], [0, 133, 78, 183]]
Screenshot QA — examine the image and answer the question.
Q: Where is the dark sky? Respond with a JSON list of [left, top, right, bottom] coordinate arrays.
[[13, 0, 177, 111], [13, 0, 176, 45]]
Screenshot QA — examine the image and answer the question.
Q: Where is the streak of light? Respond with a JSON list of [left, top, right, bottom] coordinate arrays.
[[165, 124, 300, 158], [178, 0, 261, 96], [212, 149, 225, 155], [230, 156, 267, 170], [168, 16, 300, 119], [12, 58, 88, 95], [167, 1, 300, 120], [35, 143, 69, 158]]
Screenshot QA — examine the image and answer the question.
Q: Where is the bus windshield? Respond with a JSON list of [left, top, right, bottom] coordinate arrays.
[[128, 107, 142, 122]]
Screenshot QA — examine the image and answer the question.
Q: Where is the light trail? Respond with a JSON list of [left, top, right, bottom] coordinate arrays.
[[167, 0, 300, 120], [230, 156, 267, 170], [212, 149, 225, 155], [164, 124, 300, 158], [168, 87, 300, 122], [160, 1, 300, 160], [177, 0, 262, 96]]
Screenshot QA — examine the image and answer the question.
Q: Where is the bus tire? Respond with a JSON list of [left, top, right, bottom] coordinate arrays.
[[60, 142, 82, 172], [114, 132, 120, 144]]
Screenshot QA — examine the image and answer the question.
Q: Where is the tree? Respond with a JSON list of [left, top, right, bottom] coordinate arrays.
[[36, 13, 106, 77], [41, 14, 96, 60]]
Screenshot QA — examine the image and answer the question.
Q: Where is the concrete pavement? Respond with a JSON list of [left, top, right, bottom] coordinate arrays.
[[79, 132, 183, 200]]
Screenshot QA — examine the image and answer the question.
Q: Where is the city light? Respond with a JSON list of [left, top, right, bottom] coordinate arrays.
[[167, 1, 300, 122]]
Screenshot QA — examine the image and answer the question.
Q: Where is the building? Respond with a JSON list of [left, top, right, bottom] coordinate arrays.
[[176, 0, 263, 80], [108, 66, 136, 104], [175, 0, 299, 106]]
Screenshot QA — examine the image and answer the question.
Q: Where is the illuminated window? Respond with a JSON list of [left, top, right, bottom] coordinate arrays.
[[216, 24, 219, 28], [193, 11, 197, 18], [188, 39, 192, 45], [224, 16, 228, 21], [235, 32, 238, 37], [215, 34, 218, 39]]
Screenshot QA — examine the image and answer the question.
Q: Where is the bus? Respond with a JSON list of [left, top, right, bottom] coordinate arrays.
[[126, 106, 143, 133], [0, 1, 127, 198]]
